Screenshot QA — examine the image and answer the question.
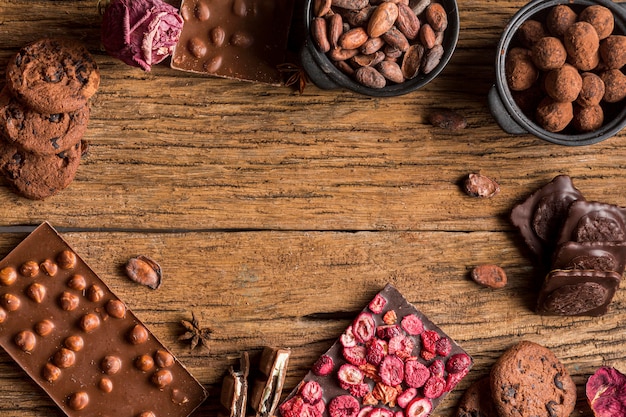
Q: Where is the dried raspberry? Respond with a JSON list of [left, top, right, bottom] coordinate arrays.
[[368, 408, 394, 417], [587, 366, 626, 417], [420, 330, 440, 353], [400, 314, 424, 335], [366, 339, 388, 366], [444, 366, 469, 392], [434, 337, 451, 356], [280, 396, 322, 417], [343, 345, 367, 366], [348, 382, 370, 398], [419, 350, 435, 361], [422, 376, 445, 399], [300, 380, 323, 404], [376, 325, 402, 340], [394, 411, 405, 417], [329, 395, 360, 417], [369, 294, 387, 314], [445, 353, 472, 374], [312, 354, 334, 376], [379, 355, 404, 386], [405, 398, 432, 417], [337, 364, 365, 386], [357, 406, 373, 417], [314, 399, 326, 416], [396, 387, 417, 408], [341, 326, 357, 348], [404, 360, 429, 388], [388, 334, 415, 359], [428, 359, 445, 379], [353, 312, 376, 343]]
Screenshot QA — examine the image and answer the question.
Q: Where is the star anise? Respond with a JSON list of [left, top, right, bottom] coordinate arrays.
[[178, 312, 212, 351], [277, 63, 309, 94]]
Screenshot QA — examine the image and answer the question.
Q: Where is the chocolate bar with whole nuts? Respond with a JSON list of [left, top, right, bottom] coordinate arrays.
[[0, 222, 207, 417]]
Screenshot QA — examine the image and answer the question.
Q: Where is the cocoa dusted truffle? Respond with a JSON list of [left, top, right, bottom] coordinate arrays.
[[544, 64, 582, 102], [600, 35, 626, 70], [573, 104, 604, 132], [579, 5, 614, 40], [517, 19, 548, 48], [546, 4, 577, 37], [532, 36, 567, 70], [577, 72, 605, 107], [564, 21, 600, 71], [601, 69, 626, 103], [536, 97, 573, 132], [506, 47, 538, 91]]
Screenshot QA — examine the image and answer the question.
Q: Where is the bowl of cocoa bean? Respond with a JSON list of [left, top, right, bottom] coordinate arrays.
[[488, 0, 626, 146], [299, 0, 460, 96]]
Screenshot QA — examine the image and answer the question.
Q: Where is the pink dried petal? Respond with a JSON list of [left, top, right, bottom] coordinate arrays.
[[586, 366, 626, 417]]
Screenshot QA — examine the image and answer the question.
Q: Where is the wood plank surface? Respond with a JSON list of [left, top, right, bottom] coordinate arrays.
[[0, 0, 624, 416]]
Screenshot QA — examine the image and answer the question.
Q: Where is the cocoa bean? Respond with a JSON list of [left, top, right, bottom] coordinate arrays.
[[312, 17, 331, 53], [343, 6, 374, 26], [332, 0, 369, 10], [421, 43, 443, 74], [471, 264, 507, 289], [360, 36, 385, 54], [351, 51, 385, 67], [314, 0, 332, 17], [328, 47, 359, 61], [396, 3, 420, 40], [401, 43, 424, 78], [339, 27, 369, 49], [410, 0, 430, 16], [384, 45, 403, 59], [429, 109, 468, 130], [425, 2, 447, 32], [382, 27, 410, 52], [419, 23, 436, 49], [335, 60, 355, 75], [376, 60, 405, 83], [367, 2, 399, 38], [355, 66, 386, 88], [328, 13, 344, 48]]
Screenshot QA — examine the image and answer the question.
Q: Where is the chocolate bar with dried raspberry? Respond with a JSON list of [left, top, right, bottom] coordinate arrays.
[[278, 284, 472, 417]]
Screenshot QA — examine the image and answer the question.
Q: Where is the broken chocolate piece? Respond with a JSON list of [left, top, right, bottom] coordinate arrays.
[[537, 269, 621, 316], [557, 200, 626, 245], [552, 241, 626, 274], [250, 346, 291, 417], [220, 352, 250, 417]]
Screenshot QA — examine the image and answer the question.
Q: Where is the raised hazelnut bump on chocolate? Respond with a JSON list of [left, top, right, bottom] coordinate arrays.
[[1, 293, 21, 311], [101, 355, 122, 375], [0, 266, 17, 286], [26, 283, 46, 303], [14, 330, 36, 352], [19, 261, 39, 277], [42, 363, 62, 382], [105, 299, 126, 318], [128, 324, 149, 345], [151, 369, 173, 388], [98, 377, 114, 393], [56, 250, 77, 269], [79, 313, 101, 332], [59, 291, 80, 311], [34, 319, 55, 337], [154, 349, 174, 368], [67, 274, 87, 291], [64, 335, 84, 352], [40, 259, 58, 277], [135, 354, 155, 372], [0, 308, 6, 324], [68, 391, 89, 410], [53, 348, 76, 368], [86, 284, 105, 302]]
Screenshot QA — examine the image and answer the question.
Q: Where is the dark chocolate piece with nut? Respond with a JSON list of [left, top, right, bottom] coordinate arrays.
[[557, 200, 626, 245], [219, 352, 250, 417], [552, 241, 626, 274], [510, 175, 584, 262], [0, 222, 207, 417], [537, 269, 621, 316], [249, 346, 291, 417]]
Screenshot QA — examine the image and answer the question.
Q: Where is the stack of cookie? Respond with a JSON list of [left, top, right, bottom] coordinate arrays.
[[511, 175, 625, 316], [0, 38, 100, 200]]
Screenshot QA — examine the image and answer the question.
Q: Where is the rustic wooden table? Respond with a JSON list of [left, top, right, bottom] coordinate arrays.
[[0, 0, 625, 416]]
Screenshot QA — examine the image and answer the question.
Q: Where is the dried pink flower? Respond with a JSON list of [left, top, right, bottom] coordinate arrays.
[[101, 0, 183, 71], [586, 366, 626, 417]]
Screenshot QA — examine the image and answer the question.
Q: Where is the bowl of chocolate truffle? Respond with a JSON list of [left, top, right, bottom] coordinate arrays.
[[488, 0, 626, 146], [299, 0, 460, 96]]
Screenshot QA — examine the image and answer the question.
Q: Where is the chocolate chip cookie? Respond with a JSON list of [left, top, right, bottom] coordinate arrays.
[[490, 341, 576, 417], [456, 377, 498, 417], [0, 86, 89, 155], [0, 140, 84, 200], [6, 38, 100, 113]]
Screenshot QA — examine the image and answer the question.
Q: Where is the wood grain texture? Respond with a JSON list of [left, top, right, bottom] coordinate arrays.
[[0, 0, 624, 416]]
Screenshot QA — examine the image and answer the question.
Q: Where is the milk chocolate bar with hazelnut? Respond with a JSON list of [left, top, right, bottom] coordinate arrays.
[[0, 222, 207, 417], [278, 284, 473, 417]]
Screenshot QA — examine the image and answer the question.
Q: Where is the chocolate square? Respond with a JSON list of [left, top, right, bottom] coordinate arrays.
[[537, 269, 621, 316], [552, 241, 626, 274], [171, 0, 295, 85], [278, 284, 472, 417], [0, 222, 207, 417], [557, 200, 626, 245]]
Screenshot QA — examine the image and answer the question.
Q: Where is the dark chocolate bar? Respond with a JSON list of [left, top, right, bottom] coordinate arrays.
[[557, 200, 626, 245], [171, 0, 295, 85], [552, 241, 626, 274], [278, 284, 472, 417], [510, 175, 584, 260], [537, 269, 621, 316], [0, 222, 207, 417]]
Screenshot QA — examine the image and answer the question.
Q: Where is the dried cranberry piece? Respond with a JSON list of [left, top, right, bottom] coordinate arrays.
[[281, 396, 322, 417], [444, 366, 469, 392], [369, 294, 387, 314], [343, 345, 367, 366], [368, 408, 394, 417], [446, 353, 472, 374], [423, 376, 445, 399], [396, 387, 417, 408], [348, 382, 370, 398], [405, 398, 432, 417], [377, 325, 402, 340], [338, 363, 365, 386], [366, 339, 388, 366], [428, 359, 445, 378], [341, 326, 357, 348], [329, 395, 360, 417], [300, 380, 323, 404], [434, 337, 451, 356], [353, 313, 376, 343], [400, 314, 424, 335], [388, 334, 415, 359], [586, 366, 626, 417], [379, 355, 404, 386], [404, 359, 430, 389], [312, 354, 334, 376], [420, 330, 440, 354]]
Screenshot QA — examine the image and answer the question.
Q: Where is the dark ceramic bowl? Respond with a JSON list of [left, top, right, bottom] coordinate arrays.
[[299, 0, 460, 97], [488, 0, 626, 146]]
